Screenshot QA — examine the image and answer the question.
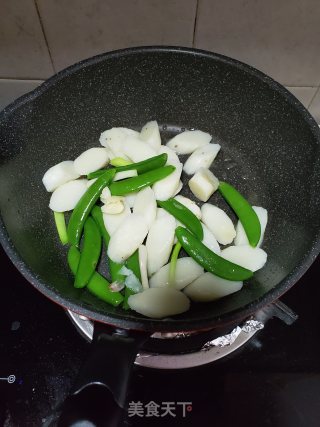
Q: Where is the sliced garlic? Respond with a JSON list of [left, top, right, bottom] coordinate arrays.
[[174, 195, 201, 219], [166, 130, 211, 154], [201, 203, 236, 245], [149, 257, 204, 290], [49, 179, 88, 212], [113, 169, 138, 181], [183, 143, 221, 175], [140, 120, 161, 151], [189, 168, 219, 202], [221, 245, 267, 272], [101, 196, 125, 215], [42, 161, 80, 192], [107, 214, 149, 263], [234, 206, 268, 247], [184, 272, 243, 302], [74, 147, 109, 175], [128, 287, 190, 318], [173, 180, 183, 196]]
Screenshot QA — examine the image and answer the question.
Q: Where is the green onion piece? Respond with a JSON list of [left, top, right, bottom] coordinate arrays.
[[110, 157, 133, 167], [53, 211, 68, 245], [169, 242, 181, 285]]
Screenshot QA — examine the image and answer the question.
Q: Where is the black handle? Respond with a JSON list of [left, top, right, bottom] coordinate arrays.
[[58, 322, 149, 427]]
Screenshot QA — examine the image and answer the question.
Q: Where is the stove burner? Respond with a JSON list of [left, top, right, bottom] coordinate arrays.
[[67, 300, 297, 369]]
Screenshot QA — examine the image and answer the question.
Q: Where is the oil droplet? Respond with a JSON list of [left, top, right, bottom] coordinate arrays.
[[162, 124, 167, 130]]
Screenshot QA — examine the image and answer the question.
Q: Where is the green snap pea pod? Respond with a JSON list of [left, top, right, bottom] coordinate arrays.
[[53, 211, 68, 245], [169, 242, 182, 285], [218, 181, 261, 247], [157, 198, 203, 240], [116, 153, 167, 174], [175, 226, 253, 281], [68, 246, 123, 307], [68, 169, 116, 246], [110, 165, 175, 196], [74, 217, 101, 288], [87, 153, 168, 180], [91, 205, 125, 283]]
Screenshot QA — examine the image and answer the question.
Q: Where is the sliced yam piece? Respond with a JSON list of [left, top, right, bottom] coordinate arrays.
[[189, 168, 219, 202], [121, 136, 157, 162], [99, 127, 138, 160], [113, 169, 138, 181], [174, 180, 183, 196], [201, 223, 220, 254], [107, 214, 149, 263], [49, 179, 88, 212], [158, 145, 182, 168], [103, 205, 131, 235], [133, 186, 157, 230], [138, 245, 149, 290], [221, 245, 267, 272], [42, 161, 80, 192], [166, 130, 211, 154], [124, 192, 138, 208], [235, 206, 268, 247], [140, 120, 161, 151], [74, 147, 109, 175], [174, 195, 201, 219], [184, 272, 243, 302], [183, 143, 221, 175], [149, 257, 204, 290], [128, 287, 190, 318], [146, 214, 176, 276], [152, 164, 182, 201], [201, 203, 236, 245]]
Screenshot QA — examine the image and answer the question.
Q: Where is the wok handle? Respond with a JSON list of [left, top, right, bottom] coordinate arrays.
[[58, 323, 149, 427]]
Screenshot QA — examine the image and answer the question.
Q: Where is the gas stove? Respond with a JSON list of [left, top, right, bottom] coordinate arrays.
[[1, 243, 320, 426]]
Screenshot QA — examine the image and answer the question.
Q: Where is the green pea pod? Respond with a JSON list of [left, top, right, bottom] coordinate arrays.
[[218, 181, 261, 247], [126, 250, 141, 281], [68, 169, 115, 246], [158, 198, 203, 240], [53, 211, 68, 245], [175, 226, 253, 281], [74, 217, 101, 288], [116, 153, 167, 174], [91, 205, 124, 282], [68, 246, 123, 307], [87, 153, 168, 180], [110, 165, 175, 196], [122, 287, 135, 310]]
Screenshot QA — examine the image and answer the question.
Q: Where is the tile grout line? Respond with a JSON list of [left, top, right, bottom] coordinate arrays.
[[307, 86, 320, 109], [192, 0, 200, 48], [34, 0, 56, 74]]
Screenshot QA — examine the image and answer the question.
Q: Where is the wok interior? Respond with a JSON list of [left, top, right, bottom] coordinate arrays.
[[0, 48, 319, 330]]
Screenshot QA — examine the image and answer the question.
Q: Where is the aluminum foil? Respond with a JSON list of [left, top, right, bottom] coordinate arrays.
[[202, 319, 264, 350]]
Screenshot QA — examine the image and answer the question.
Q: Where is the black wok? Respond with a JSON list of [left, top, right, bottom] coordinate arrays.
[[0, 47, 320, 425]]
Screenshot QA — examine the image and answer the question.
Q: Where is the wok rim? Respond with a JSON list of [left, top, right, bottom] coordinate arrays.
[[0, 45, 320, 333]]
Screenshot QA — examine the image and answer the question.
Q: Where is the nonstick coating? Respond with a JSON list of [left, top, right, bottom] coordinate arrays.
[[0, 47, 320, 332]]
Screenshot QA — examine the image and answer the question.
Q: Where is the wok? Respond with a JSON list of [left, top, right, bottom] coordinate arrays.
[[0, 47, 320, 425]]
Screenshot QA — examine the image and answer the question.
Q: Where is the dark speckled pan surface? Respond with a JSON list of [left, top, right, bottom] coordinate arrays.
[[0, 46, 320, 332]]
